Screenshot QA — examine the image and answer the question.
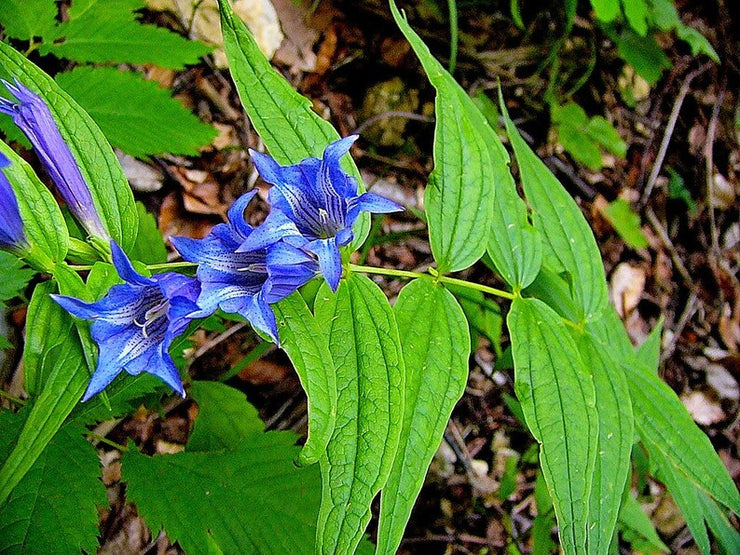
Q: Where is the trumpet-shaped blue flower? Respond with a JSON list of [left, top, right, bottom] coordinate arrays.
[[171, 190, 318, 344], [0, 79, 108, 239], [52, 242, 199, 401], [0, 153, 28, 253], [243, 136, 403, 290]]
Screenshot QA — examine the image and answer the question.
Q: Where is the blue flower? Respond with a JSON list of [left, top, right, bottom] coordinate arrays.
[[52, 242, 200, 401], [171, 190, 318, 344], [0, 153, 28, 253], [242, 136, 403, 290], [0, 79, 108, 240]]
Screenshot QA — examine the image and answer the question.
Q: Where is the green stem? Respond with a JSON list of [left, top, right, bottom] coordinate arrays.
[[349, 264, 515, 300], [68, 261, 198, 273], [447, 0, 458, 74], [0, 389, 26, 407], [87, 433, 128, 452]]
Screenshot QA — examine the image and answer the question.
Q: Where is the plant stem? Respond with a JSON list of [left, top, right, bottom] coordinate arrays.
[[0, 389, 26, 407], [68, 261, 198, 273], [349, 264, 515, 300]]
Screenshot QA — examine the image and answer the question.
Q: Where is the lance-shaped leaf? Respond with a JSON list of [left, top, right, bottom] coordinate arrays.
[[377, 278, 470, 553], [508, 297, 599, 553], [576, 332, 634, 553], [502, 106, 608, 321], [273, 293, 337, 466], [391, 0, 494, 273], [313, 275, 405, 554], [0, 41, 139, 251], [218, 0, 369, 247]]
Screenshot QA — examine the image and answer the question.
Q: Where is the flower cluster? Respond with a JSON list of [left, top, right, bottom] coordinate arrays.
[[1, 78, 402, 400]]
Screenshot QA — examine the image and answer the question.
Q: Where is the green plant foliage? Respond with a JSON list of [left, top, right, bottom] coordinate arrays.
[[128, 203, 168, 265], [0, 42, 139, 252], [622, 0, 650, 36], [447, 284, 503, 355], [651, 0, 719, 61], [377, 278, 470, 553], [313, 274, 405, 554], [124, 383, 322, 553], [391, 0, 495, 274], [590, 0, 620, 23], [0, 0, 58, 41], [614, 30, 672, 85], [0, 414, 105, 554], [0, 252, 34, 310], [508, 297, 598, 553], [603, 198, 649, 249], [218, 0, 369, 247], [38, 0, 210, 68], [531, 469, 558, 553], [552, 103, 627, 170], [56, 67, 216, 159], [617, 493, 670, 552], [272, 293, 337, 466], [667, 168, 697, 215]]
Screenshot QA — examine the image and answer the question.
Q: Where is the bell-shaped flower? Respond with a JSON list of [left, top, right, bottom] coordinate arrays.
[[52, 242, 199, 401], [0, 153, 28, 254], [243, 136, 403, 290], [0, 79, 108, 240], [171, 190, 319, 344]]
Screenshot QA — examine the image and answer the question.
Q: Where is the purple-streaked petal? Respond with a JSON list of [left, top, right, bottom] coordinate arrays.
[[126, 345, 185, 398], [51, 294, 99, 320], [250, 149, 285, 186], [350, 192, 404, 215], [81, 358, 123, 402], [322, 135, 359, 198], [1, 79, 107, 239], [308, 238, 343, 291], [110, 241, 154, 287], [226, 190, 257, 240], [335, 227, 354, 247], [0, 165, 27, 251], [244, 294, 279, 344], [237, 211, 303, 252]]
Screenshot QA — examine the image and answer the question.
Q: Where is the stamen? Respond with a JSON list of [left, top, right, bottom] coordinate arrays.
[[237, 263, 267, 273], [134, 298, 170, 339]]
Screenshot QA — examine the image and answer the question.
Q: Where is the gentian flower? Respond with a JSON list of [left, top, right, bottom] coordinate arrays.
[[52, 242, 199, 401], [0, 79, 108, 240], [171, 190, 319, 344], [243, 136, 403, 290], [0, 153, 28, 254]]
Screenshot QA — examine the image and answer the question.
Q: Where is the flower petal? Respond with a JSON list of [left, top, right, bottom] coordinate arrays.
[[110, 241, 154, 287], [308, 238, 343, 291], [226, 190, 257, 240], [244, 293, 279, 344], [237, 211, 303, 252], [322, 135, 359, 198], [81, 356, 123, 402], [51, 294, 99, 320]]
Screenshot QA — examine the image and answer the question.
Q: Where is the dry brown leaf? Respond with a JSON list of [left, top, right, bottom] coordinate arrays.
[[609, 262, 646, 318], [681, 390, 726, 426], [271, 0, 319, 73]]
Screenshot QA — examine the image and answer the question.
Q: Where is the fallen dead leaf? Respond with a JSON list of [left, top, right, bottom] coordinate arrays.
[[681, 390, 726, 426], [117, 151, 164, 193], [610, 262, 646, 318]]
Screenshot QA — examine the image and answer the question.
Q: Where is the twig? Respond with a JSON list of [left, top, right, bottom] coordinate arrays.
[[640, 63, 712, 207], [196, 76, 242, 122], [645, 207, 694, 291], [660, 291, 699, 364], [190, 321, 247, 362], [704, 74, 726, 257], [352, 111, 434, 137], [545, 156, 596, 199]]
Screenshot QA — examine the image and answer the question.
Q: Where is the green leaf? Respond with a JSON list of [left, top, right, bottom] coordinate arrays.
[[391, 1, 495, 273], [590, 0, 620, 22], [273, 293, 337, 466], [615, 30, 672, 85], [69, 373, 163, 426], [0, 329, 88, 505], [0, 418, 104, 554], [377, 278, 470, 553], [586, 116, 628, 158], [0, 140, 69, 268], [128, 202, 167, 265], [532, 469, 558, 554], [218, 0, 369, 247], [635, 317, 663, 370], [313, 274, 405, 554], [447, 284, 503, 355], [0, 252, 34, 308], [0, 0, 58, 40], [618, 493, 669, 553], [624, 358, 740, 515], [124, 431, 321, 553], [667, 168, 697, 215], [503, 109, 609, 321], [675, 25, 719, 63], [0, 41, 139, 251], [699, 491, 740, 554], [622, 0, 649, 35], [508, 297, 599, 553], [604, 198, 648, 249], [42, 0, 210, 68], [552, 103, 627, 170], [56, 67, 216, 158], [576, 333, 634, 553]]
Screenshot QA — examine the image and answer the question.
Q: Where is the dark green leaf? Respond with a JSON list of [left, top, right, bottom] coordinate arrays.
[[623, 0, 649, 35], [42, 0, 210, 68], [0, 252, 34, 309], [0, 0, 57, 40], [273, 293, 337, 466], [313, 274, 405, 554], [618, 493, 669, 553], [56, 67, 216, 158], [508, 297, 599, 553], [615, 30, 672, 85], [391, 1, 495, 273], [378, 278, 469, 553]]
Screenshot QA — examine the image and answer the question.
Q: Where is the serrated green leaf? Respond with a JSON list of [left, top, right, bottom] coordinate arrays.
[[188, 381, 263, 452], [56, 67, 216, 158], [0, 328, 88, 505], [503, 108, 609, 321], [586, 116, 627, 158], [377, 278, 469, 553], [590, 0, 620, 22], [0, 42, 139, 251], [0, 0, 58, 40], [313, 274, 405, 554], [508, 297, 598, 554], [0, 251, 34, 308], [69, 373, 163, 426], [615, 30, 672, 85], [273, 293, 337, 466], [604, 198, 648, 249], [391, 1, 494, 273], [128, 202, 168, 264], [42, 0, 210, 68], [552, 103, 604, 170], [622, 0, 650, 36], [0, 140, 69, 268], [218, 0, 369, 248], [624, 358, 740, 515], [0, 418, 104, 554], [576, 332, 633, 553], [675, 25, 719, 63], [618, 493, 669, 553], [123, 431, 321, 553]]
